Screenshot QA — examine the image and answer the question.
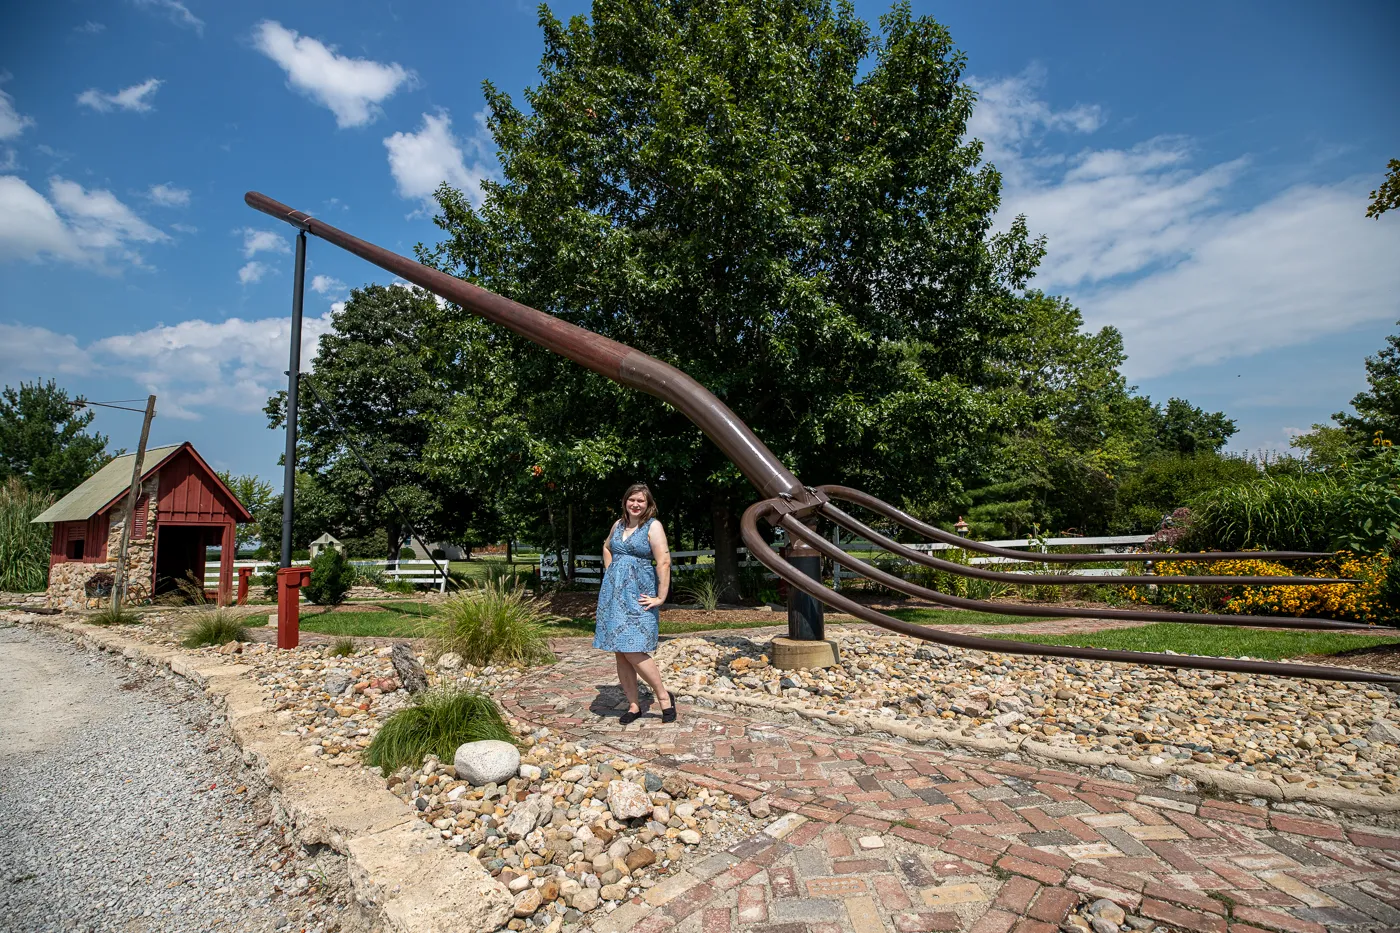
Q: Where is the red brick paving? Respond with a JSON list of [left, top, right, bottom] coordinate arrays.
[[496, 642, 1400, 933]]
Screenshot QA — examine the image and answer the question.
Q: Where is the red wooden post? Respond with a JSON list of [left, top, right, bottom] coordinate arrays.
[[276, 566, 312, 649], [218, 523, 235, 606], [237, 566, 254, 605]]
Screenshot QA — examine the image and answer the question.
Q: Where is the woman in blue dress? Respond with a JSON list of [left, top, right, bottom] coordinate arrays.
[[595, 483, 676, 724]]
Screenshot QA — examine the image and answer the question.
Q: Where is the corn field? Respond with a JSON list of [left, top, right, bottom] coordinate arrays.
[[0, 478, 54, 592]]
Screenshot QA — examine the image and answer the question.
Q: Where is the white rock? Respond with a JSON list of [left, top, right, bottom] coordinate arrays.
[[454, 740, 520, 786], [509, 875, 533, 892], [437, 652, 463, 670], [857, 836, 885, 850], [678, 829, 701, 845], [520, 763, 542, 781], [571, 888, 600, 912], [1368, 719, 1400, 745], [607, 780, 651, 820], [560, 765, 591, 783]]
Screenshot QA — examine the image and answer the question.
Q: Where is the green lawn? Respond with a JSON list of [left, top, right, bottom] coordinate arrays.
[[994, 622, 1400, 660], [887, 607, 1066, 626], [298, 602, 440, 638]]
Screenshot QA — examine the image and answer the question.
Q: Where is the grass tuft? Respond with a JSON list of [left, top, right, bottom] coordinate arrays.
[[181, 610, 250, 648], [679, 570, 720, 611], [429, 579, 557, 667], [328, 637, 357, 657], [90, 605, 142, 626], [364, 685, 513, 774]]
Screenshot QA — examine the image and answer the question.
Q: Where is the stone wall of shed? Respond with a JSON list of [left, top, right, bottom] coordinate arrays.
[[47, 475, 160, 610]]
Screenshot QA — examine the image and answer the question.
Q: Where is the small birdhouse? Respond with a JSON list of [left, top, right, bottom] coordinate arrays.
[[309, 533, 344, 558]]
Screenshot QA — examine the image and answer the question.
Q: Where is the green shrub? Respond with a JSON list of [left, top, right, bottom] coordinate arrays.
[[303, 548, 354, 606], [430, 579, 557, 667], [365, 686, 514, 774], [328, 637, 357, 657], [182, 610, 250, 648], [258, 567, 279, 601], [399, 547, 416, 559], [1186, 476, 1341, 553], [354, 564, 387, 587], [431, 547, 447, 560], [90, 605, 141, 626], [382, 577, 417, 594], [1112, 453, 1261, 534], [0, 478, 55, 592], [292, 549, 310, 561], [159, 571, 211, 607]]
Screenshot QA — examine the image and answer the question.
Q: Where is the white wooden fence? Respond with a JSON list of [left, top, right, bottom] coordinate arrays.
[[204, 558, 449, 593], [539, 534, 1151, 588]]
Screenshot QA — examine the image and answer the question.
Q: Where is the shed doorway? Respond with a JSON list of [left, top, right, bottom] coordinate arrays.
[[154, 525, 207, 596]]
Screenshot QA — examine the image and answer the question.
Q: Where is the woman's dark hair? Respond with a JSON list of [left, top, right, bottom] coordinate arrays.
[[621, 483, 659, 525]]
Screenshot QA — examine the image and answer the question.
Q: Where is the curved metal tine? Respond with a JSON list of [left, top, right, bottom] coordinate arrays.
[[781, 513, 1371, 632], [819, 501, 1353, 587], [818, 484, 1336, 564], [740, 502, 1400, 684]]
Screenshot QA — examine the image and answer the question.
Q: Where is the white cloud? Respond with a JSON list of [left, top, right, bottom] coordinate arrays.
[[311, 274, 345, 295], [77, 78, 162, 113], [384, 110, 494, 208], [970, 68, 1400, 380], [0, 323, 85, 376], [132, 0, 203, 35], [0, 312, 334, 419], [77, 21, 106, 34], [239, 227, 289, 258], [0, 175, 168, 268], [968, 66, 1102, 172], [253, 21, 414, 128], [170, 222, 198, 235], [238, 260, 269, 285], [147, 183, 190, 207], [0, 84, 35, 140], [0, 149, 18, 171], [1080, 180, 1400, 379]]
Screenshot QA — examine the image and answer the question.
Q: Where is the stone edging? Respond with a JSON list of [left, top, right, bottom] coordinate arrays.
[[15, 613, 514, 933], [675, 685, 1400, 815]]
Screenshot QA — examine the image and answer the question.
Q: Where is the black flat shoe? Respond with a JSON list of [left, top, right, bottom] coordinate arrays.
[[660, 700, 677, 724], [619, 709, 641, 725]]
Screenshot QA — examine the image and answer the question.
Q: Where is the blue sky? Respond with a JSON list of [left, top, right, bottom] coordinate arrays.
[[2, 0, 1398, 485]]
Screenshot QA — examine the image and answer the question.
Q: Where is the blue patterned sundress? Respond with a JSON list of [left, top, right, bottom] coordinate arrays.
[[594, 518, 661, 653]]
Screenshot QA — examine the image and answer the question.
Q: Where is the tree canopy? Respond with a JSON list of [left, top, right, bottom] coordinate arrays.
[[424, 0, 1044, 595], [0, 380, 114, 495], [1335, 321, 1400, 443]]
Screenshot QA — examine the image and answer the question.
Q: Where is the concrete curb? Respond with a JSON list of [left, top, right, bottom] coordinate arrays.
[[675, 685, 1400, 815], [13, 612, 513, 933]]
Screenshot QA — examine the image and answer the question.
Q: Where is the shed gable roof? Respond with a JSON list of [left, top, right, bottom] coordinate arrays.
[[31, 443, 253, 524]]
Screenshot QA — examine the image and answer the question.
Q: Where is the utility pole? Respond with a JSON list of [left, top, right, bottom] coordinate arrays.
[[281, 229, 308, 568], [112, 395, 157, 610]]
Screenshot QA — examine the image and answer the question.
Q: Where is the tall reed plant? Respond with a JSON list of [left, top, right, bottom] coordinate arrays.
[[0, 478, 54, 592], [1187, 476, 1340, 553], [429, 578, 558, 666]]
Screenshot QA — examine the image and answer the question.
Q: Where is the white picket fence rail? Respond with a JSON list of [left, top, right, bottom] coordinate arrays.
[[539, 534, 1152, 588], [204, 558, 449, 593]]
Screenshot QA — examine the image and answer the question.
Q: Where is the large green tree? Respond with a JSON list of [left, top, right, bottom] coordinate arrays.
[[426, 0, 1042, 597], [1335, 321, 1400, 443], [265, 285, 502, 558], [0, 380, 114, 495], [216, 471, 278, 553]]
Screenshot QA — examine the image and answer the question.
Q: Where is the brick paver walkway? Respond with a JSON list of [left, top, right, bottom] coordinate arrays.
[[499, 640, 1400, 933]]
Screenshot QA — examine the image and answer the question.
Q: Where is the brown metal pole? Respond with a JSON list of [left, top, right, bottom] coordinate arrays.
[[112, 394, 156, 610]]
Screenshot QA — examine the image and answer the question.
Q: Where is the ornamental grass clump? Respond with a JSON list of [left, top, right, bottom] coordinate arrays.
[[90, 605, 142, 626], [364, 686, 513, 774], [0, 478, 54, 592], [429, 579, 558, 667], [181, 610, 250, 648]]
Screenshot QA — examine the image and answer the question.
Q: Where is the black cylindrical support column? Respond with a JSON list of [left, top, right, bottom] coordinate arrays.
[[786, 538, 825, 641], [280, 230, 307, 569]]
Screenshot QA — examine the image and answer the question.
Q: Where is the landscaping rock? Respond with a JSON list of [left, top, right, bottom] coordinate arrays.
[[606, 779, 651, 820], [455, 739, 520, 786], [389, 642, 428, 694]]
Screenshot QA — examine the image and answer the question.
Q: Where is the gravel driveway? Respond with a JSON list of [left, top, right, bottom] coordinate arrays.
[[0, 620, 355, 932]]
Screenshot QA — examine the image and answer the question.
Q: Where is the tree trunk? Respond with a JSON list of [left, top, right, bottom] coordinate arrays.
[[567, 502, 575, 585], [711, 493, 741, 603]]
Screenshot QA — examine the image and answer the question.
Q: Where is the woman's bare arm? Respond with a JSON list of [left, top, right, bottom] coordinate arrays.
[[645, 521, 671, 605], [602, 521, 617, 571]]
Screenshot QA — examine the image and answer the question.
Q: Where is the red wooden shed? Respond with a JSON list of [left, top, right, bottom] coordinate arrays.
[[32, 442, 254, 608]]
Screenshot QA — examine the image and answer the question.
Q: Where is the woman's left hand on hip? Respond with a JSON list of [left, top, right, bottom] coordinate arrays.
[[638, 594, 663, 610]]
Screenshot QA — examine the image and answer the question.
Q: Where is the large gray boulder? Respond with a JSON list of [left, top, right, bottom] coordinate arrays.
[[390, 643, 429, 694], [454, 740, 520, 786]]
